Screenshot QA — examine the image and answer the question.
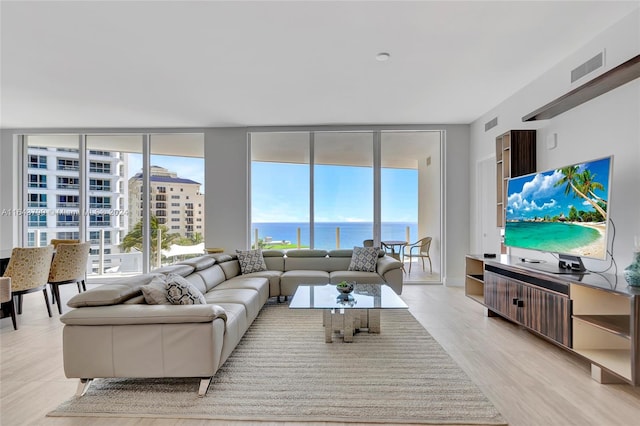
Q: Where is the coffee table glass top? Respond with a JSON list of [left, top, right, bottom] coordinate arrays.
[[289, 283, 408, 310]]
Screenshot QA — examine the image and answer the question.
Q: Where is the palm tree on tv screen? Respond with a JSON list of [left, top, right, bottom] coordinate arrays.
[[554, 166, 607, 219]]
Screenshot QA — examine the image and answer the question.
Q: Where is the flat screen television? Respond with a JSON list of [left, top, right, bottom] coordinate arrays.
[[504, 155, 613, 274]]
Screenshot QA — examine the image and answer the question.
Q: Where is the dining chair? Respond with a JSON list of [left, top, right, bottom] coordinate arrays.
[[2, 246, 54, 324], [50, 239, 80, 249], [402, 237, 433, 273], [362, 239, 374, 247], [0, 277, 16, 330], [48, 242, 90, 314]]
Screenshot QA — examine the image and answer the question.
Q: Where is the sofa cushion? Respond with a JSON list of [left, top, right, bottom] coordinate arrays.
[[236, 249, 268, 274], [286, 249, 328, 257], [285, 256, 332, 271], [280, 270, 330, 296], [219, 259, 241, 280], [330, 271, 384, 284], [166, 274, 206, 305], [141, 275, 170, 305], [263, 250, 285, 271], [241, 270, 282, 298], [214, 276, 270, 306], [152, 264, 195, 277], [67, 273, 161, 308], [195, 264, 227, 292], [178, 255, 216, 271], [328, 249, 353, 257], [205, 288, 262, 322], [348, 247, 380, 272]]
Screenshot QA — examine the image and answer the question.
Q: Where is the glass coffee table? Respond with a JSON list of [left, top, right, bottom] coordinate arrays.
[[289, 283, 408, 343]]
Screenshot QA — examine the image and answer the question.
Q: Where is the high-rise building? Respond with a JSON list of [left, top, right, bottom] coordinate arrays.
[[26, 147, 127, 271], [128, 166, 204, 240]]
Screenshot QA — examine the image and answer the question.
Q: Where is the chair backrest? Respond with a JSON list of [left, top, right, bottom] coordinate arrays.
[[48, 242, 91, 283], [419, 237, 432, 254], [3, 246, 54, 291], [50, 239, 80, 249], [0, 277, 11, 303], [363, 239, 374, 247]]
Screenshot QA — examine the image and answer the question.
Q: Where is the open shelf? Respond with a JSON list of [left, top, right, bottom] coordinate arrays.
[[523, 54, 640, 121], [573, 315, 631, 339], [573, 349, 632, 381], [465, 256, 486, 305]]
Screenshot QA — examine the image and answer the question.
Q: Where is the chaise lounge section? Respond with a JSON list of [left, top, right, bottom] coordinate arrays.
[[60, 248, 403, 396]]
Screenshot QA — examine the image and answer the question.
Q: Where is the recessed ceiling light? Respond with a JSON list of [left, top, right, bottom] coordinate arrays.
[[376, 52, 391, 62]]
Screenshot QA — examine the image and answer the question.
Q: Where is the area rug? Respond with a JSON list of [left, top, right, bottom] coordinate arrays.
[[48, 304, 506, 425]]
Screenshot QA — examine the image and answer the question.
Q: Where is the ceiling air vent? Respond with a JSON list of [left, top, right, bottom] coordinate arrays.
[[484, 117, 498, 132], [571, 51, 604, 83]]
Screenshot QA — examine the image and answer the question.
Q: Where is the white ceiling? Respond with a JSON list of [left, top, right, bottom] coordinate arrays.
[[1, 1, 638, 129]]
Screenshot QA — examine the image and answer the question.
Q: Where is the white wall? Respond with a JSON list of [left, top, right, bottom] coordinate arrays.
[[418, 138, 441, 273], [470, 9, 640, 271], [0, 130, 19, 251], [204, 127, 250, 251]]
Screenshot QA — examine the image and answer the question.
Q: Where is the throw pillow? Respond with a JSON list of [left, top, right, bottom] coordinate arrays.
[[141, 275, 169, 305], [166, 273, 206, 305], [348, 246, 380, 272], [236, 249, 268, 274]]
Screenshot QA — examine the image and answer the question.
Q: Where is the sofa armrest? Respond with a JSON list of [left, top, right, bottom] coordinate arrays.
[[60, 304, 227, 326], [376, 255, 403, 276]]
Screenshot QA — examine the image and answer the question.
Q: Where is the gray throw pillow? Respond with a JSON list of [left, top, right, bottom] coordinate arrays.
[[236, 249, 268, 274], [166, 274, 206, 305], [141, 275, 169, 305], [348, 246, 380, 272]]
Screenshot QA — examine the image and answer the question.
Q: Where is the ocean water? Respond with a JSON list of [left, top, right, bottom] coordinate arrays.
[[252, 222, 418, 249], [504, 221, 602, 254]]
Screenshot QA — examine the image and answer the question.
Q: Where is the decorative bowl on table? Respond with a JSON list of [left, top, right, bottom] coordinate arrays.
[[336, 281, 355, 294]]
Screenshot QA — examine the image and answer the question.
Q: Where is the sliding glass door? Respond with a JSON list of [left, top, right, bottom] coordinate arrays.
[[249, 130, 442, 282]]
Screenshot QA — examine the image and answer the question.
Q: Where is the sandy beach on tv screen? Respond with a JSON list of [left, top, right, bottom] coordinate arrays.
[[574, 222, 606, 259]]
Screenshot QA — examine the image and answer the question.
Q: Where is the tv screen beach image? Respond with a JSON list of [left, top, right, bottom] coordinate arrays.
[[505, 156, 612, 260]]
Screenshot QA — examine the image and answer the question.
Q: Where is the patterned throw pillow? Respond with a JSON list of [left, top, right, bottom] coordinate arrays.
[[166, 274, 206, 305], [348, 246, 380, 272], [236, 249, 268, 274], [141, 275, 170, 305]]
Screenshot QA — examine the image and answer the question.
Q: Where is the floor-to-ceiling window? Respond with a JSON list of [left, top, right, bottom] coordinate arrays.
[[249, 130, 442, 283], [148, 134, 205, 268], [381, 131, 441, 282], [21, 132, 204, 278]]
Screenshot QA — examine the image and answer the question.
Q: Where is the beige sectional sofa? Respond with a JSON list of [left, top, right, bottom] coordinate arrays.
[[60, 249, 403, 396]]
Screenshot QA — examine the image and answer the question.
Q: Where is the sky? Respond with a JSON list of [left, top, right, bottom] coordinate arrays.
[[127, 154, 205, 192], [251, 162, 419, 223], [126, 156, 419, 223], [506, 156, 611, 220]]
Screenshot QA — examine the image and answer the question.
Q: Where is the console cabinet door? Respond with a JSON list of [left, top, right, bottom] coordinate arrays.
[[484, 271, 521, 322], [521, 285, 571, 347]]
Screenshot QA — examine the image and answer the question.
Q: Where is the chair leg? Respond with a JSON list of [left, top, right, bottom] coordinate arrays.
[[2, 300, 17, 330], [428, 257, 433, 274], [408, 255, 412, 274], [52, 285, 62, 315], [76, 282, 82, 293], [421, 257, 425, 271], [9, 299, 17, 330], [16, 294, 23, 315], [81, 280, 86, 292], [43, 288, 53, 317]]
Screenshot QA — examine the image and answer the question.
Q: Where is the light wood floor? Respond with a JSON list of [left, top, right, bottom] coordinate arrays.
[[1, 283, 639, 426]]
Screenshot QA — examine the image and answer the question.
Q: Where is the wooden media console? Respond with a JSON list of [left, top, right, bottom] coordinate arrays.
[[465, 254, 640, 385]]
